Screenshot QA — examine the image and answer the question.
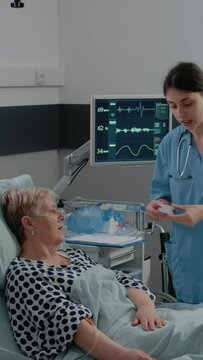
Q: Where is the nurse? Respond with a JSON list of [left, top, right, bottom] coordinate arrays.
[[146, 62, 203, 304]]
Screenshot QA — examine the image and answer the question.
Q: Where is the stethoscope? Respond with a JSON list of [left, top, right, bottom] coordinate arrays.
[[176, 132, 192, 178]]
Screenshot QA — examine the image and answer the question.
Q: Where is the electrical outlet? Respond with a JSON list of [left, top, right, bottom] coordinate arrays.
[[36, 71, 46, 86]]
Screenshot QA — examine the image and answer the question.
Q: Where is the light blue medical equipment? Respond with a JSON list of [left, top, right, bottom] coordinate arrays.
[[176, 131, 192, 178]]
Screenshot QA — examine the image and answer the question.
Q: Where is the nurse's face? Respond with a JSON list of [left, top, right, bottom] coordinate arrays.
[[166, 88, 203, 133]]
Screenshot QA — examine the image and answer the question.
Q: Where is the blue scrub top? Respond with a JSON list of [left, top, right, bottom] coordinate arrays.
[[149, 125, 203, 303]]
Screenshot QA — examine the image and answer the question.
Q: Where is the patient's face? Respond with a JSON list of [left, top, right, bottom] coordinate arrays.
[[32, 195, 65, 247]]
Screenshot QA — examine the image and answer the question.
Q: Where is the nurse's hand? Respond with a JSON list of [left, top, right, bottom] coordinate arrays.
[[146, 199, 171, 220], [167, 204, 203, 226]]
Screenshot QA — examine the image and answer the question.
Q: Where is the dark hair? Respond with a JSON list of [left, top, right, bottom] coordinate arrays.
[[163, 62, 203, 95]]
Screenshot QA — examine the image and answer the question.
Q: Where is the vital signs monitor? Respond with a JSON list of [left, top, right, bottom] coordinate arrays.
[[90, 95, 172, 166]]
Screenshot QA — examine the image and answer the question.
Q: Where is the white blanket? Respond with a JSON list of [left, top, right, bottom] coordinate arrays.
[[57, 265, 203, 360]]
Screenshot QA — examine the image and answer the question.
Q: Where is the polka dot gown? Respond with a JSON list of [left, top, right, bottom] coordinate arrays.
[[5, 247, 155, 359]]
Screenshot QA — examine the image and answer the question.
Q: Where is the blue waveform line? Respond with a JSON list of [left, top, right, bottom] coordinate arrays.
[[116, 144, 154, 157], [117, 103, 154, 117], [116, 127, 154, 134]]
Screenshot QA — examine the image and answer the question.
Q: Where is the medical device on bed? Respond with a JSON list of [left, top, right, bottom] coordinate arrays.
[[90, 94, 172, 166]]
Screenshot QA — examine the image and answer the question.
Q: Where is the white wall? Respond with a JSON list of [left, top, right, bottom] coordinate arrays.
[[0, 0, 59, 106], [0, 0, 60, 187], [0, 150, 59, 188], [58, 0, 203, 104]]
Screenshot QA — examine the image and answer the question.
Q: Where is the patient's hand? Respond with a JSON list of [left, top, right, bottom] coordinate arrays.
[[132, 304, 166, 331]]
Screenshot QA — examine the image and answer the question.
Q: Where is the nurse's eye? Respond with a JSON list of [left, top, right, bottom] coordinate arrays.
[[168, 103, 177, 110], [183, 102, 192, 107]]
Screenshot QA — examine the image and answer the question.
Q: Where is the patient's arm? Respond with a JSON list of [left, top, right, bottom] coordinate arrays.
[[74, 318, 155, 360], [127, 288, 165, 330], [114, 269, 155, 301]]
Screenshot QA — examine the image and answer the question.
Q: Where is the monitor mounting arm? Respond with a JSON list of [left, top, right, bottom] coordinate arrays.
[[53, 140, 90, 197]]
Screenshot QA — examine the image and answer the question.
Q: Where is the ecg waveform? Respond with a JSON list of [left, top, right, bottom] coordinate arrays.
[[116, 144, 154, 158], [116, 127, 154, 134], [97, 102, 154, 118], [117, 103, 154, 117]]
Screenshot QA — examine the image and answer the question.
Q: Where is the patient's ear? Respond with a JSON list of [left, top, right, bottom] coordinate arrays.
[[21, 216, 34, 231]]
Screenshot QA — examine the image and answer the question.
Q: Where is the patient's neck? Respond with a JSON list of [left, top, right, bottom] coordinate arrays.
[[20, 239, 68, 265]]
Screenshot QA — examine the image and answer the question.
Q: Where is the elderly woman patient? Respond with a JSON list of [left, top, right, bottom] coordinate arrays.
[[2, 187, 203, 360]]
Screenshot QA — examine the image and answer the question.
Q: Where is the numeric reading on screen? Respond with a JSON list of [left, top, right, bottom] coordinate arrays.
[[90, 96, 172, 166]]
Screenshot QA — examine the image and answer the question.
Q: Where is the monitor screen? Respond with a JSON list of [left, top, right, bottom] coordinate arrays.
[[90, 95, 172, 166]]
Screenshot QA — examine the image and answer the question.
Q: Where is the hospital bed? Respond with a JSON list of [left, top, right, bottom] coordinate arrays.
[[0, 174, 33, 359], [0, 174, 176, 360], [145, 221, 176, 303]]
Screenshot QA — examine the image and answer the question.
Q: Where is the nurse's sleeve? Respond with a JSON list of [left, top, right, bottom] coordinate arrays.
[[149, 138, 171, 201]]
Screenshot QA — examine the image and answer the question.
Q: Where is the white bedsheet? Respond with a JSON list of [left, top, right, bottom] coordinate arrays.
[[1, 272, 203, 360], [61, 265, 203, 360]]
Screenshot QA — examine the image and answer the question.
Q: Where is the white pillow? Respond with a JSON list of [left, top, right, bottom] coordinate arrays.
[[0, 175, 34, 289]]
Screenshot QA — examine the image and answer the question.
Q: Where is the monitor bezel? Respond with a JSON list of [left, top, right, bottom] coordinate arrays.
[[90, 94, 172, 166]]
